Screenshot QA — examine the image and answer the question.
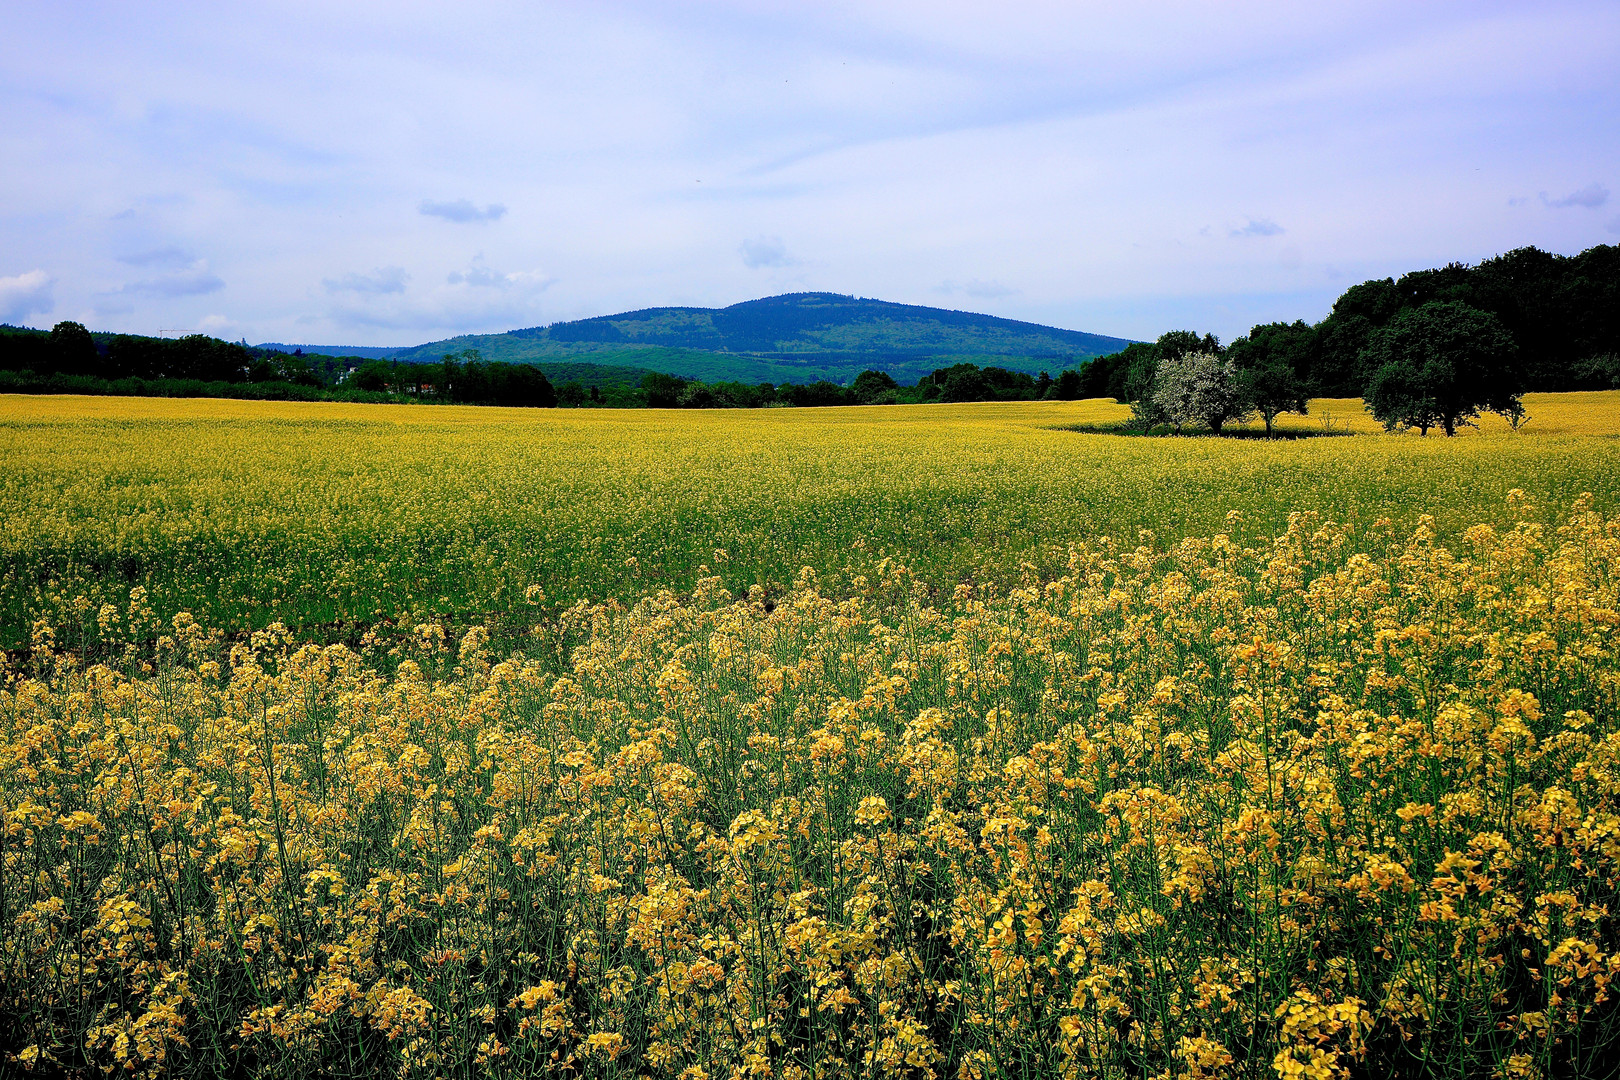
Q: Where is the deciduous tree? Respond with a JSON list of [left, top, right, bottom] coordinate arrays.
[[1361, 301, 1520, 436], [1152, 350, 1251, 433]]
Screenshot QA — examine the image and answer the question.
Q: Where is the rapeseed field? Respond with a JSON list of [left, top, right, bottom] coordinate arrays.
[[3, 393, 1619, 648], [5, 495, 1620, 1078], [4, 393, 1620, 1078]]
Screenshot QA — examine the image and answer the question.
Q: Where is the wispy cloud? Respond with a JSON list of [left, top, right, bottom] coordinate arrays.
[[323, 267, 410, 294], [740, 235, 794, 269], [1540, 183, 1609, 209], [447, 257, 554, 290], [116, 264, 225, 298], [117, 246, 196, 269], [0, 269, 54, 324], [419, 199, 507, 223], [447, 264, 505, 287], [1231, 218, 1286, 238], [324, 257, 555, 337]]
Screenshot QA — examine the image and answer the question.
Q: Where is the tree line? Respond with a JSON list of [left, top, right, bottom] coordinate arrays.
[[0, 327, 565, 407], [1068, 243, 1618, 434], [3, 243, 1614, 419]]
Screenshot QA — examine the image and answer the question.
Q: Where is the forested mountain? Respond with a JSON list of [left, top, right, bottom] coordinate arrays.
[[374, 293, 1135, 383]]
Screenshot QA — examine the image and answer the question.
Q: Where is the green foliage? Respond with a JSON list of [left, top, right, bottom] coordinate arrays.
[[850, 369, 899, 404], [941, 366, 993, 402], [1070, 341, 1152, 401], [248, 350, 323, 386], [1312, 245, 1620, 395], [0, 369, 401, 403], [1229, 322, 1313, 435], [10, 245, 1615, 414], [1071, 243, 1619, 411], [641, 370, 689, 408], [437, 351, 558, 407], [1154, 329, 1221, 363], [2, 326, 354, 390], [1362, 301, 1521, 436], [352, 359, 392, 392], [1572, 353, 1620, 389], [48, 321, 97, 375], [1048, 368, 1084, 400], [1121, 332, 1216, 404]]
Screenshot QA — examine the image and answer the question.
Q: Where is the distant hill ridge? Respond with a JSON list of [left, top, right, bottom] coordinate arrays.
[[256, 343, 405, 360], [520, 292, 1129, 356], [268, 293, 1136, 385]]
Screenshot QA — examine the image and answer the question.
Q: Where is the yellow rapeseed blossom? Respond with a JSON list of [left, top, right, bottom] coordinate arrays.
[[4, 395, 1620, 1076], [3, 391, 1620, 648]]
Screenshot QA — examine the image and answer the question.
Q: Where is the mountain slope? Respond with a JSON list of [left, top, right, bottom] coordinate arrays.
[[277, 293, 1137, 385]]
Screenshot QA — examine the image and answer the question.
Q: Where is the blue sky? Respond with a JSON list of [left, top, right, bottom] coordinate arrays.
[[2, 0, 1617, 346]]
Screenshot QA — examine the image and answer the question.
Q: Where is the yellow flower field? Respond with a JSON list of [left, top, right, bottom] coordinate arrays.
[[4, 492, 1619, 1078], [3, 392, 1620, 649], [4, 392, 1620, 1078]]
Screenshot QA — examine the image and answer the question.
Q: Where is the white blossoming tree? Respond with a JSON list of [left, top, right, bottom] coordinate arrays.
[[1151, 350, 1253, 433]]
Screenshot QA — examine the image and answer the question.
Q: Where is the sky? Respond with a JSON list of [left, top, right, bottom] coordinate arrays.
[[2, 1, 1618, 347]]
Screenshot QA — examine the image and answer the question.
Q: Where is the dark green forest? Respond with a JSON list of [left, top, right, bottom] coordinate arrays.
[[1071, 243, 1620, 407], [0, 327, 565, 407], [3, 243, 1616, 412]]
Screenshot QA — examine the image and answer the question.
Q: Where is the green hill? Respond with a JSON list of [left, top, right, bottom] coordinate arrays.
[[304, 293, 1135, 385]]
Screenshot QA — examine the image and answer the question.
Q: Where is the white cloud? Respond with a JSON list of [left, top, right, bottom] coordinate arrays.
[[1231, 219, 1286, 238], [447, 264, 504, 287], [116, 262, 225, 298], [0, 269, 54, 324], [324, 266, 410, 294], [419, 199, 507, 223], [447, 257, 555, 290], [740, 236, 793, 269], [1540, 183, 1609, 208], [324, 257, 555, 336]]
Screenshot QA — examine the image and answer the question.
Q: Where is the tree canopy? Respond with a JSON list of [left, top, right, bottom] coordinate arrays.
[[1071, 243, 1619, 406], [1228, 322, 1312, 436], [1361, 301, 1521, 436]]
